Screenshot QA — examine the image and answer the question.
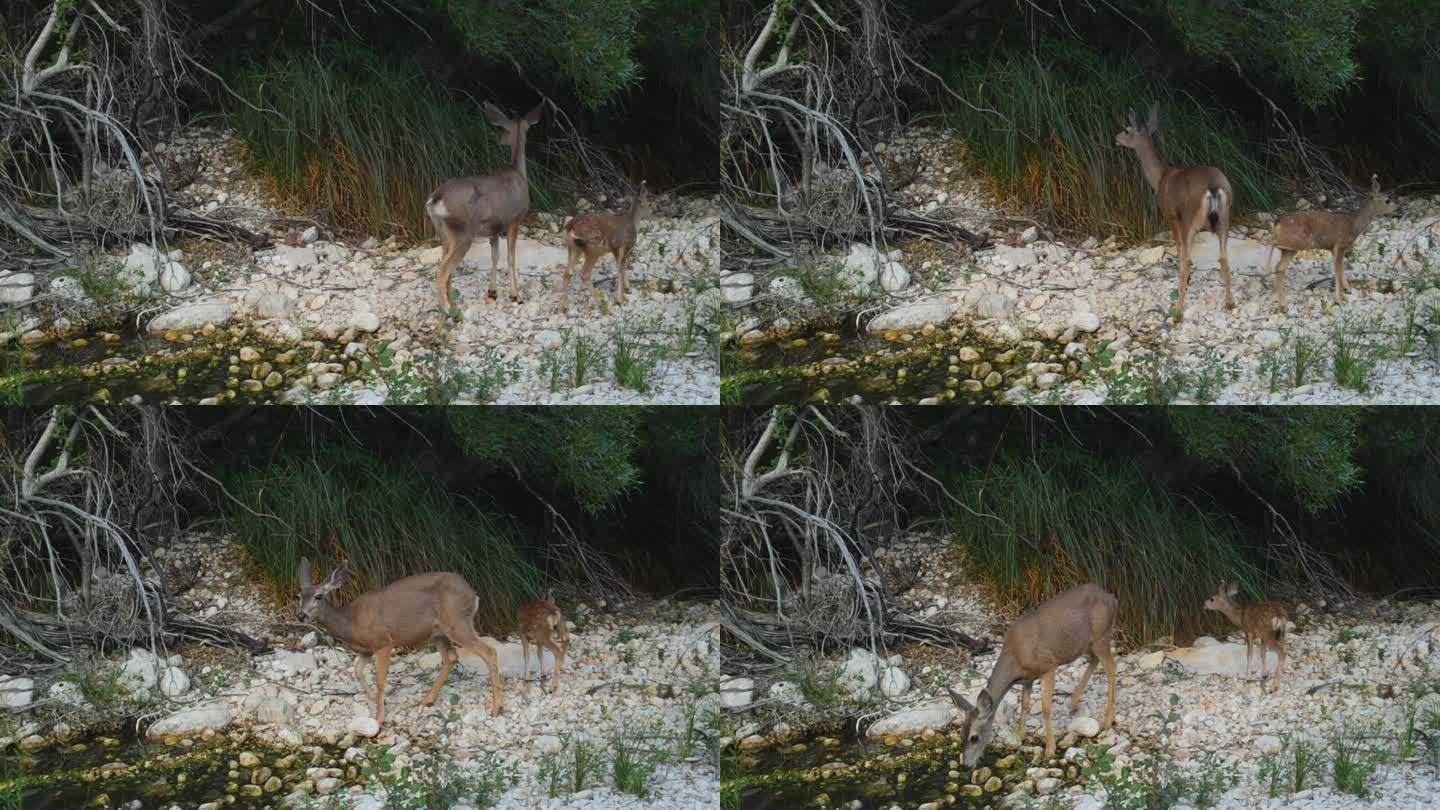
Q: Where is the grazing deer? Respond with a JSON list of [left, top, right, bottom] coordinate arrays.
[[296, 559, 503, 727], [1202, 581, 1287, 695], [560, 181, 648, 312], [426, 101, 544, 311], [947, 583, 1118, 766], [1264, 174, 1394, 307], [1115, 102, 1235, 321], [516, 589, 570, 692]]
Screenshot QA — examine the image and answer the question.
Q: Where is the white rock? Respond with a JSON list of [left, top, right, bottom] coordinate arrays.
[[350, 311, 381, 333], [158, 262, 191, 293], [48, 681, 87, 708], [720, 272, 754, 304], [1068, 717, 1100, 738], [768, 681, 808, 707], [841, 243, 884, 293], [301, 631, 319, 649], [1256, 330, 1283, 350], [0, 272, 36, 305], [0, 676, 35, 709], [158, 667, 190, 698], [269, 245, 319, 270], [973, 292, 1016, 319], [347, 716, 380, 738], [302, 226, 321, 244], [147, 299, 234, 334], [720, 676, 754, 709], [1021, 226, 1040, 243], [866, 299, 956, 333], [1168, 642, 1279, 675], [866, 701, 956, 737], [841, 648, 881, 695], [146, 703, 232, 738], [1137, 245, 1168, 265], [271, 650, 317, 675], [120, 649, 163, 696], [535, 330, 563, 350], [879, 666, 911, 698], [1071, 311, 1101, 333], [536, 735, 563, 755], [879, 262, 911, 292], [1256, 735, 1283, 755], [1137, 650, 1167, 670], [990, 244, 1038, 270], [121, 243, 164, 295]]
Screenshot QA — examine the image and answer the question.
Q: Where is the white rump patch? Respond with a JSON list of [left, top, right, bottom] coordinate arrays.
[[429, 198, 448, 218]]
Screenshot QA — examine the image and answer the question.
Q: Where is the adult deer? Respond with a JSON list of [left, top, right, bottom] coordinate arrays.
[[1115, 102, 1234, 321], [560, 181, 648, 312], [1264, 174, 1394, 307], [947, 583, 1118, 766], [296, 559, 503, 727], [426, 101, 544, 311]]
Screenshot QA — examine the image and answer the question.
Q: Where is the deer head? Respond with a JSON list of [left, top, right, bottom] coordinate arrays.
[[543, 589, 571, 647], [1114, 102, 1160, 151], [297, 557, 349, 623], [1361, 174, 1396, 220], [484, 101, 545, 151], [1202, 581, 1240, 617], [947, 687, 998, 767]]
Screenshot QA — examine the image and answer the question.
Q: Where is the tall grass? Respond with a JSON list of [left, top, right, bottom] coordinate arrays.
[[944, 456, 1262, 644], [222, 448, 540, 630], [945, 54, 1282, 240], [228, 51, 554, 239]]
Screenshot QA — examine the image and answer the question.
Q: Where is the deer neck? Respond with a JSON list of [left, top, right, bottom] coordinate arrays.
[[1216, 601, 1246, 629], [981, 649, 1024, 707], [1349, 201, 1383, 238], [317, 599, 362, 649], [1134, 138, 1167, 194], [510, 130, 528, 180]]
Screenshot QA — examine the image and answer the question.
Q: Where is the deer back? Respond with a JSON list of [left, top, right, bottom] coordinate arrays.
[[431, 171, 531, 236], [1271, 210, 1355, 251], [998, 583, 1117, 682], [1158, 166, 1231, 220], [341, 572, 478, 652], [1241, 601, 1287, 639]]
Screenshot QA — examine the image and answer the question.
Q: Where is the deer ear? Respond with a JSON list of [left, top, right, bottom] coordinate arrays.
[[1227, 581, 1239, 597], [524, 102, 544, 124], [1147, 102, 1160, 134], [1127, 107, 1139, 131], [1371, 174, 1380, 194], [946, 687, 975, 714], [297, 558, 312, 588], [321, 562, 349, 592], [482, 102, 511, 129], [976, 690, 995, 715]]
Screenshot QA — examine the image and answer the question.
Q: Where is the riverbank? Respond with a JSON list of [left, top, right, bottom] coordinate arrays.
[[721, 536, 1440, 808], [722, 127, 1440, 405], [1, 534, 721, 808]]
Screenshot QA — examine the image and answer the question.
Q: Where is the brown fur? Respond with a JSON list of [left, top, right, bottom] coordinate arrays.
[[949, 582, 1118, 765], [516, 589, 570, 693], [1203, 581, 1288, 695], [1115, 102, 1235, 322], [1265, 175, 1394, 307], [427, 102, 544, 312], [297, 560, 503, 726], [560, 181, 647, 312]]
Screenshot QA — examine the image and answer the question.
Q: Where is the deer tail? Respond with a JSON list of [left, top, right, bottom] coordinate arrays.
[[1272, 615, 1285, 636], [1204, 187, 1226, 232], [426, 191, 447, 219]]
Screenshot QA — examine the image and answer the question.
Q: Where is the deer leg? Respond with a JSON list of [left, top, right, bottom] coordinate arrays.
[[519, 636, 530, 681], [561, 244, 577, 314], [422, 639, 457, 707], [1217, 217, 1235, 310], [487, 235, 500, 300], [543, 640, 564, 693], [1040, 669, 1057, 758], [1172, 222, 1190, 322], [1100, 640, 1117, 730], [373, 647, 392, 726], [1244, 632, 1254, 681], [616, 244, 629, 305], [1275, 250, 1297, 309], [582, 252, 600, 309], [353, 654, 376, 702], [435, 235, 472, 313], [1272, 638, 1286, 695], [1018, 680, 1031, 739], [1072, 654, 1098, 712], [1334, 249, 1347, 302], [507, 219, 521, 303], [455, 631, 503, 716]]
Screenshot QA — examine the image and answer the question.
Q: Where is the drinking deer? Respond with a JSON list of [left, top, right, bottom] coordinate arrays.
[[1202, 581, 1287, 695], [947, 583, 1118, 766], [560, 181, 648, 312], [1115, 102, 1235, 321], [1264, 174, 1394, 307], [296, 559, 504, 727], [426, 101, 544, 311], [516, 589, 570, 692]]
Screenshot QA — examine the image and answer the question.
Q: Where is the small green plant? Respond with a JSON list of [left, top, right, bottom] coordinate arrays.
[[59, 667, 131, 715], [1257, 749, 1284, 798], [1081, 694, 1235, 809], [361, 338, 517, 404], [784, 662, 851, 711], [570, 737, 602, 793], [1331, 321, 1381, 393], [1397, 699, 1421, 758], [1334, 627, 1365, 644], [1289, 737, 1324, 793], [1187, 346, 1238, 403], [611, 320, 663, 392], [611, 741, 658, 798], [538, 751, 564, 798], [1290, 330, 1324, 388], [1330, 738, 1378, 798], [1258, 348, 1286, 393], [572, 333, 603, 388], [538, 332, 571, 393]]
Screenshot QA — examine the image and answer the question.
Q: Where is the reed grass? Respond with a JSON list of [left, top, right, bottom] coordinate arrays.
[[945, 54, 1282, 240], [222, 449, 539, 630]]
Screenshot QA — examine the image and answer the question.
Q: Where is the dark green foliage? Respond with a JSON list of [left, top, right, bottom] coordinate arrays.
[[222, 448, 541, 630]]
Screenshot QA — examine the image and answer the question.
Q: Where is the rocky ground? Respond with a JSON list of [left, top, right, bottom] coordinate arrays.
[[1, 127, 719, 404], [722, 127, 1440, 404], [1, 535, 721, 808], [721, 536, 1440, 808]]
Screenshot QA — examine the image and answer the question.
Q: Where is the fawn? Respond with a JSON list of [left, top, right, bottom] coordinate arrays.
[[516, 589, 570, 692], [948, 582, 1118, 765], [1116, 102, 1235, 322], [1202, 581, 1287, 694], [560, 181, 647, 312], [426, 101, 544, 311], [297, 559, 504, 726], [1265, 174, 1395, 307]]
